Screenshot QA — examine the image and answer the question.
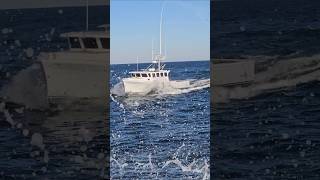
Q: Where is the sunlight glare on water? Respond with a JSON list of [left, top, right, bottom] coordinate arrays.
[[110, 61, 210, 179]]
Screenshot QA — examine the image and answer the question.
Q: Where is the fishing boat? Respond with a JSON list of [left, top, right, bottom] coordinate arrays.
[[212, 55, 320, 103], [37, 2, 109, 101], [121, 7, 190, 95], [122, 57, 176, 95], [38, 25, 109, 99], [0, 3, 109, 109]]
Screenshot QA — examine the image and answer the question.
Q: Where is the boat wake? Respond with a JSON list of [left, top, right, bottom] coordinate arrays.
[[157, 79, 210, 95], [110, 78, 210, 98]]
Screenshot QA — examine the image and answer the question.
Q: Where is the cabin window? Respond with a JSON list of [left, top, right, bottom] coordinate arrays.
[[131, 73, 135, 77], [148, 73, 151, 77], [142, 74, 148, 77], [156, 73, 159, 77], [164, 73, 167, 77], [136, 74, 141, 77], [82, 38, 98, 49], [100, 38, 110, 49], [70, 37, 81, 48], [152, 73, 155, 77], [160, 73, 163, 77]]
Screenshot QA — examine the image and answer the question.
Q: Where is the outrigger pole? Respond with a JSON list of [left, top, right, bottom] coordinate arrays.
[[136, 56, 139, 71], [86, 0, 89, 31], [152, 38, 154, 61]]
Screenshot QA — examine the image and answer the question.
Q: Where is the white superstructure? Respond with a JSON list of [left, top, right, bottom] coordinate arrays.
[[122, 63, 171, 95], [38, 25, 109, 99]]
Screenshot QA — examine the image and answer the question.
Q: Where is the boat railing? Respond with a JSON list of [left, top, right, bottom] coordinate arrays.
[[145, 63, 153, 70]]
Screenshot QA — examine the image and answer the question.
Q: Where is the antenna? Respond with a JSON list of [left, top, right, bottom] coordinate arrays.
[[163, 27, 166, 58], [158, 3, 165, 71], [164, 37, 167, 58], [159, 5, 164, 56], [136, 56, 139, 71], [152, 38, 154, 61], [86, 0, 89, 31]]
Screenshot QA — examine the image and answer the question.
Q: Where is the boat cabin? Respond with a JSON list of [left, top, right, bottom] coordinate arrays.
[[129, 70, 170, 79], [61, 27, 109, 52]]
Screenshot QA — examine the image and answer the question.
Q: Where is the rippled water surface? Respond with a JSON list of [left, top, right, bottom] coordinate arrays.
[[212, 0, 320, 178], [110, 61, 210, 179]]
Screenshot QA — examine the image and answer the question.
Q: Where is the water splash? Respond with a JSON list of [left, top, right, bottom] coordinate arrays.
[[110, 148, 209, 179], [0, 63, 48, 109], [110, 63, 209, 179]]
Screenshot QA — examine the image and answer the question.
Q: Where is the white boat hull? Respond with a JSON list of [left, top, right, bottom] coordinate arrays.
[[212, 59, 255, 86], [39, 51, 108, 98], [122, 77, 169, 95], [169, 80, 190, 89]]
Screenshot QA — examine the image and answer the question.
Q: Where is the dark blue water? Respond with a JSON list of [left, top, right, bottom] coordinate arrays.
[[110, 61, 210, 179], [0, 7, 110, 179], [212, 0, 320, 178], [212, 0, 320, 58]]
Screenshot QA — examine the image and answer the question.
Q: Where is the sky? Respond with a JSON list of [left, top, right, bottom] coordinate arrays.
[[111, 0, 210, 64]]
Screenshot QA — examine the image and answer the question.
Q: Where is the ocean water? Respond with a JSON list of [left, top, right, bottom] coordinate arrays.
[[212, 0, 320, 178], [110, 61, 210, 179], [0, 7, 110, 179]]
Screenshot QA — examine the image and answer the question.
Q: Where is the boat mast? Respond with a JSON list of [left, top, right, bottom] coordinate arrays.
[[159, 5, 164, 71], [152, 38, 154, 61], [136, 56, 139, 71], [86, 0, 89, 31]]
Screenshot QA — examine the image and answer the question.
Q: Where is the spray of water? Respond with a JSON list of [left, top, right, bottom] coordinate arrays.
[[0, 63, 48, 109], [110, 77, 210, 179], [110, 144, 209, 179]]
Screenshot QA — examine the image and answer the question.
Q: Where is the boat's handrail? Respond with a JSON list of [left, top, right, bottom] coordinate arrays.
[[129, 69, 170, 74], [60, 31, 109, 38]]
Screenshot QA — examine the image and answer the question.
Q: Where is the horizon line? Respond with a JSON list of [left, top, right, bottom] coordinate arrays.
[[110, 59, 209, 65]]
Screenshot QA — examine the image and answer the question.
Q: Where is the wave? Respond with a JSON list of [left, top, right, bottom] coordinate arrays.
[[110, 144, 209, 179], [157, 79, 210, 95]]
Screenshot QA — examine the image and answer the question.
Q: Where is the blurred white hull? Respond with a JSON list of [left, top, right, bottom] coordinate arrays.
[[39, 51, 108, 99], [213, 59, 255, 86]]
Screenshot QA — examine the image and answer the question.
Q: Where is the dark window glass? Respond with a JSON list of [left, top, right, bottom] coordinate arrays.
[[164, 73, 167, 76], [82, 38, 98, 49], [156, 73, 159, 77], [136, 74, 141, 77], [70, 37, 81, 48], [142, 74, 148, 77], [100, 38, 110, 49], [152, 73, 155, 77], [160, 73, 163, 77]]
